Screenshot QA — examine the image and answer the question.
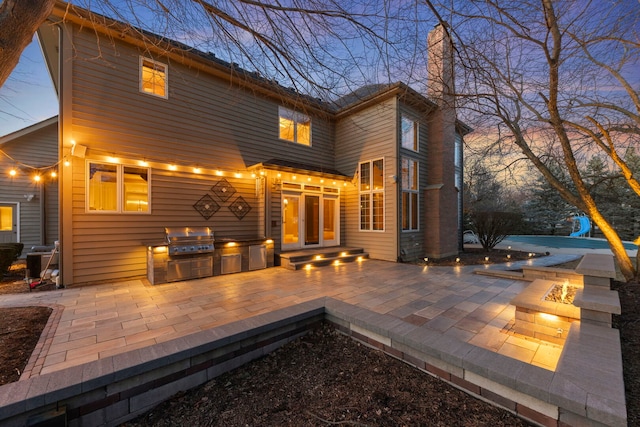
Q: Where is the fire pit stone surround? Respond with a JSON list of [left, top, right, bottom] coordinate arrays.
[[511, 279, 581, 345]]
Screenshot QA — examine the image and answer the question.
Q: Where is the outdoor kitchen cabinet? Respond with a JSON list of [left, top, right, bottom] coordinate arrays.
[[214, 238, 274, 275]]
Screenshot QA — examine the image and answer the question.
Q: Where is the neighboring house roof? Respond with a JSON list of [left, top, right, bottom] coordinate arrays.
[[46, 2, 471, 133], [0, 116, 58, 143]]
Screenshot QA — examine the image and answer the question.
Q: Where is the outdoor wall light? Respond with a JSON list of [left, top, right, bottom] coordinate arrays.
[[455, 257, 461, 263], [423, 257, 429, 262], [507, 254, 511, 259], [484, 256, 489, 261]]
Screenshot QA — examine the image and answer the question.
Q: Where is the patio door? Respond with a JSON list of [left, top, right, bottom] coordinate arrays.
[[0, 204, 18, 243], [282, 191, 339, 250]]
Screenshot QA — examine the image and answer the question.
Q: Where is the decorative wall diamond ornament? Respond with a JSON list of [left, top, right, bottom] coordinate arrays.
[[229, 196, 251, 220], [211, 178, 236, 202], [193, 194, 220, 220]]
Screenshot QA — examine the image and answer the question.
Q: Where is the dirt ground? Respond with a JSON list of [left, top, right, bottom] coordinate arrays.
[[0, 250, 638, 426]]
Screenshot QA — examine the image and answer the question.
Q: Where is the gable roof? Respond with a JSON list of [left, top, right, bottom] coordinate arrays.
[[45, 2, 471, 133], [0, 116, 58, 144]]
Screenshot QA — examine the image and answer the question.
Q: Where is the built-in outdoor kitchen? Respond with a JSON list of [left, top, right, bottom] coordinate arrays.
[[145, 227, 274, 285]]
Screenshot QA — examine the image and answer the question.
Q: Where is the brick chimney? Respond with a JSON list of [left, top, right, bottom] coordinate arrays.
[[424, 23, 459, 258]]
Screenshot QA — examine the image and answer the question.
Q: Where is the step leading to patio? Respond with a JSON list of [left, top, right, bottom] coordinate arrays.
[[278, 247, 369, 270]]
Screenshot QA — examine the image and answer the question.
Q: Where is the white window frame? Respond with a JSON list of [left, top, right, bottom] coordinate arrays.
[[401, 115, 419, 152], [359, 158, 385, 232], [278, 106, 312, 146], [401, 157, 419, 231], [139, 57, 168, 99], [86, 161, 151, 214]]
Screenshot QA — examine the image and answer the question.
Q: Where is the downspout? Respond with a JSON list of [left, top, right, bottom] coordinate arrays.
[[40, 183, 46, 245]]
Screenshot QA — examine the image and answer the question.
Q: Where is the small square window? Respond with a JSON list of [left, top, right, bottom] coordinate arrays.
[[279, 107, 311, 145], [140, 57, 167, 98]]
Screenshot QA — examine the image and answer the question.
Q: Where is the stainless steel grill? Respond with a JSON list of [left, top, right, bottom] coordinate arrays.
[[165, 226, 214, 256], [164, 227, 214, 282]]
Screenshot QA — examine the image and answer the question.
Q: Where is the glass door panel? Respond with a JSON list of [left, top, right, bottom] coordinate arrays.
[[323, 197, 338, 246], [0, 205, 17, 243], [304, 195, 320, 246], [282, 194, 300, 249]]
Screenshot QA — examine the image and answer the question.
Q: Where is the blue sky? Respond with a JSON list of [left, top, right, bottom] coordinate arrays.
[[0, 36, 58, 136]]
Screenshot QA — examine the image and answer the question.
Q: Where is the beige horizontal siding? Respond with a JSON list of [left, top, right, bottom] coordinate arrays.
[[64, 25, 342, 284], [335, 99, 398, 262], [398, 104, 430, 261]]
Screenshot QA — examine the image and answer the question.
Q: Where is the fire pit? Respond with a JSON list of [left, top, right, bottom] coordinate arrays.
[[543, 281, 578, 304], [510, 279, 581, 345]]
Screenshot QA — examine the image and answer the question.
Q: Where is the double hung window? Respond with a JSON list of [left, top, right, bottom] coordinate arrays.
[[401, 116, 418, 151], [140, 57, 167, 98], [279, 107, 311, 146], [359, 159, 384, 231], [401, 157, 419, 230]]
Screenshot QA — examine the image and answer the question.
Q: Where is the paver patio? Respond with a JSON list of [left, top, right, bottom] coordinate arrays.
[[0, 257, 577, 379]]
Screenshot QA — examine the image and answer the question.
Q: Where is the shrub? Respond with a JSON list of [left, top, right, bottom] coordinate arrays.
[[469, 211, 523, 251], [0, 243, 24, 277]]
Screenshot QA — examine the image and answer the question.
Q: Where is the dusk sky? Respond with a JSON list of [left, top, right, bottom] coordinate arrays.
[[0, 36, 58, 136]]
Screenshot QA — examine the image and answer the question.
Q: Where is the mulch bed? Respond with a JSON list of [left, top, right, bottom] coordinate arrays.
[[122, 323, 532, 427]]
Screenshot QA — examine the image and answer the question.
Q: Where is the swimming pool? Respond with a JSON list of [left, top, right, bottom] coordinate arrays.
[[505, 235, 637, 251]]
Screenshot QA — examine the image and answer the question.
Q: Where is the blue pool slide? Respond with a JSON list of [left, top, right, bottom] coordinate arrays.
[[570, 216, 591, 237]]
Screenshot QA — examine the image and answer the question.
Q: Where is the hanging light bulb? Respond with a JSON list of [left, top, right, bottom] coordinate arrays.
[[34, 174, 42, 183], [9, 168, 17, 177]]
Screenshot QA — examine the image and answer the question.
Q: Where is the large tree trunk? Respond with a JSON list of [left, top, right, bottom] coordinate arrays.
[[0, 0, 55, 89], [541, 0, 636, 282], [589, 207, 637, 282]]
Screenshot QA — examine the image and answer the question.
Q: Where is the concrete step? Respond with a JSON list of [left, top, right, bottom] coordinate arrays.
[[278, 248, 368, 270]]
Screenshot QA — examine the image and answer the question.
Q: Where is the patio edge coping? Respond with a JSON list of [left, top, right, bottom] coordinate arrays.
[[0, 296, 626, 427]]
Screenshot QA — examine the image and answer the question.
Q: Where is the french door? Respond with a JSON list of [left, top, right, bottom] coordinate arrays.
[[282, 191, 339, 250]]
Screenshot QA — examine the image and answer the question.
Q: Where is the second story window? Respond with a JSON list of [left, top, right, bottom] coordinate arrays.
[[401, 115, 418, 151], [401, 157, 419, 230], [279, 107, 311, 146], [140, 57, 167, 98]]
